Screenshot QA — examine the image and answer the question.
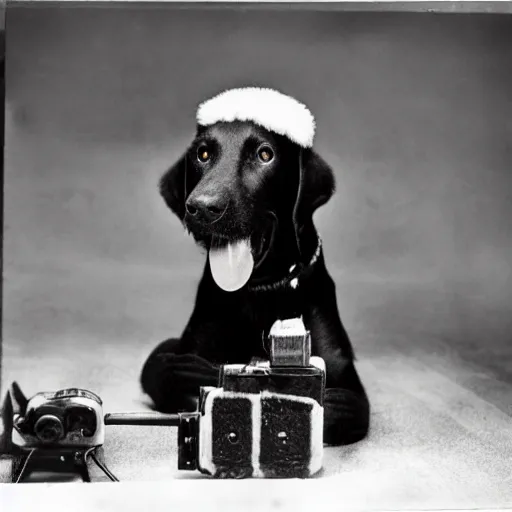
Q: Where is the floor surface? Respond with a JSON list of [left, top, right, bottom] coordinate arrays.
[[1, 255, 511, 508]]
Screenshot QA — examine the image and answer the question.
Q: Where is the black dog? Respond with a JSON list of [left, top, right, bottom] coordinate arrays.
[[141, 89, 370, 446]]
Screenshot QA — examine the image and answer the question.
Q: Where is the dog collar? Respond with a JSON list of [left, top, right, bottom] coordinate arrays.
[[196, 87, 316, 149], [247, 236, 322, 293]]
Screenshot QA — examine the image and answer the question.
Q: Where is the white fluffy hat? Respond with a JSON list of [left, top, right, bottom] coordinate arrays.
[[196, 87, 316, 149]]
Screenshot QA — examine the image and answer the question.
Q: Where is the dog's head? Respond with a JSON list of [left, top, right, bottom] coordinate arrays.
[[159, 88, 335, 289]]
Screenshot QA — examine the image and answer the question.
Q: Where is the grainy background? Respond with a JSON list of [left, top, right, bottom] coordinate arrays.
[[1, 3, 512, 501]]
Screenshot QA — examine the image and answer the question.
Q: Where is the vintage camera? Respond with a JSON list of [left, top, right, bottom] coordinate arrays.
[[183, 317, 326, 478], [104, 317, 326, 479], [0, 384, 113, 483], [13, 388, 105, 449]]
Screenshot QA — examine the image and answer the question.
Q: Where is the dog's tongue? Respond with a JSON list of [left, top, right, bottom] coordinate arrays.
[[209, 237, 254, 292]]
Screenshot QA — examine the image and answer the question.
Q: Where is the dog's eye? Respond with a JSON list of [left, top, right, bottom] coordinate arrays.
[[197, 145, 211, 163], [257, 146, 274, 163]]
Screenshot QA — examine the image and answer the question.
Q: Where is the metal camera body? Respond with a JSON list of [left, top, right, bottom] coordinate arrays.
[[178, 317, 326, 478], [13, 388, 105, 450]]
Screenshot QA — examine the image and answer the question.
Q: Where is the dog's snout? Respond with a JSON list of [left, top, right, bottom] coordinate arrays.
[[185, 194, 226, 223]]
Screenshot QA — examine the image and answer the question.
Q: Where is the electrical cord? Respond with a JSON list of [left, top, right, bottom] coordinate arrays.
[[90, 452, 119, 482], [14, 448, 36, 483], [84, 446, 120, 482]]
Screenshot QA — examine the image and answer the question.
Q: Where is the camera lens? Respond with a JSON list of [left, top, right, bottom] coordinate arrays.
[[34, 414, 65, 443]]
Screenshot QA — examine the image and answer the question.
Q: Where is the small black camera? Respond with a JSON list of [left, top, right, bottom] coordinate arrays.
[[13, 388, 105, 449], [182, 317, 326, 478], [0, 384, 108, 483]]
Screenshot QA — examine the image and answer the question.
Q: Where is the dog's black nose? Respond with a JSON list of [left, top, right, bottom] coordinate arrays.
[[185, 195, 226, 223]]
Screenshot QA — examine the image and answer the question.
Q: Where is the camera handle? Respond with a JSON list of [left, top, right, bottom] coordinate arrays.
[[104, 412, 181, 427], [104, 412, 200, 472]]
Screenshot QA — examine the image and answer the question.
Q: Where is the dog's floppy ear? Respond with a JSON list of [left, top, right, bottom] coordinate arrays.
[[293, 148, 336, 231], [159, 153, 188, 220]]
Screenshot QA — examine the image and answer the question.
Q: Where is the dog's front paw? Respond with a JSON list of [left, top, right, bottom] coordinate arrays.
[[141, 350, 219, 412], [323, 388, 370, 446]]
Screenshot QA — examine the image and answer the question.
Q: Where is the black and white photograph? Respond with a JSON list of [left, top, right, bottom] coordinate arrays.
[[1, 1, 511, 509]]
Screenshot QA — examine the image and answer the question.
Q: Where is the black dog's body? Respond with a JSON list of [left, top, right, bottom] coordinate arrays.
[[141, 117, 370, 446]]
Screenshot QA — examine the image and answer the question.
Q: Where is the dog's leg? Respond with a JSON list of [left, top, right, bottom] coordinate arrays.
[[323, 363, 370, 446], [320, 355, 370, 446], [305, 281, 370, 446]]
